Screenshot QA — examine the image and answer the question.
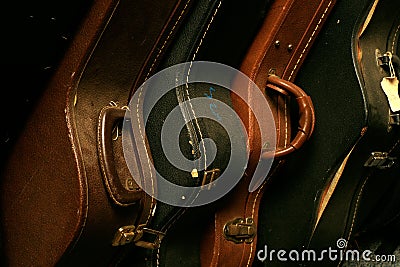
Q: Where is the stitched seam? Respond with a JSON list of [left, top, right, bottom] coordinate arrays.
[[65, 0, 122, 252], [389, 138, 400, 154], [136, 91, 155, 227], [156, 209, 188, 267], [137, 0, 192, 227], [391, 23, 400, 53], [185, 0, 223, 172], [244, 162, 282, 267], [284, 98, 289, 146], [180, 0, 223, 207], [151, 1, 222, 265], [340, 175, 370, 267], [97, 107, 121, 206], [245, 181, 268, 267], [177, 3, 224, 266], [287, 0, 333, 81], [211, 212, 220, 267], [347, 175, 370, 240], [145, 0, 192, 80]]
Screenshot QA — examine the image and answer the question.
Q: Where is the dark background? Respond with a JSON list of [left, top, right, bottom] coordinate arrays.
[[0, 1, 93, 169]]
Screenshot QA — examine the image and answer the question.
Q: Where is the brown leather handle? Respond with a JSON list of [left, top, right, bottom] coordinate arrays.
[[262, 75, 315, 158], [97, 105, 143, 206]]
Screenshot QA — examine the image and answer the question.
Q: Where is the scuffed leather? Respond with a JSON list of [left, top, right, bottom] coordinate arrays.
[[202, 0, 336, 266], [1, 0, 188, 266], [97, 105, 143, 206], [262, 75, 315, 158]]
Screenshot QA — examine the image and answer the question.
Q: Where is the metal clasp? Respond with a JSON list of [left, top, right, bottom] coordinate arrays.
[[364, 152, 396, 169], [223, 217, 256, 244], [201, 168, 220, 190], [112, 224, 165, 249], [390, 114, 400, 126]]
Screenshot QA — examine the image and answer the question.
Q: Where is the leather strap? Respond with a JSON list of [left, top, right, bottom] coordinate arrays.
[[201, 0, 335, 266]]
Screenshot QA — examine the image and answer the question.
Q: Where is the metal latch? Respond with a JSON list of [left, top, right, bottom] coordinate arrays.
[[390, 113, 400, 126], [112, 224, 165, 249], [223, 217, 256, 244], [201, 168, 220, 190], [364, 152, 396, 169]]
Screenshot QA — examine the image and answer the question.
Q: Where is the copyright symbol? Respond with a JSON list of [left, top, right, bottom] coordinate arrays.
[[336, 238, 347, 249]]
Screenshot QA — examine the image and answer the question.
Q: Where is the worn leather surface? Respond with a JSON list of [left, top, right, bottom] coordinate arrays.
[[254, 0, 399, 266], [117, 0, 273, 266], [119, 0, 248, 266], [0, 0, 116, 265], [60, 0, 189, 265], [98, 105, 143, 206], [307, 0, 400, 264], [255, 0, 368, 265], [200, 0, 332, 266], [1, 0, 187, 265]]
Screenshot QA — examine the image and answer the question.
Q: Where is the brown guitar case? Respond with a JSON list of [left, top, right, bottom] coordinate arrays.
[[1, 0, 193, 265], [200, 0, 335, 266]]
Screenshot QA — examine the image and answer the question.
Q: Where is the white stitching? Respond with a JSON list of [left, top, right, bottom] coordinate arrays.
[[244, 162, 282, 267], [135, 90, 156, 226], [137, 0, 192, 228], [391, 23, 400, 54], [284, 97, 289, 146], [245, 182, 267, 267], [185, 0, 223, 172], [141, 0, 223, 265], [155, 209, 187, 266], [145, 0, 193, 80], [212, 212, 220, 266], [143, 2, 194, 266], [139, 2, 193, 266], [179, 0, 224, 207], [287, 0, 333, 81], [347, 175, 370, 242]]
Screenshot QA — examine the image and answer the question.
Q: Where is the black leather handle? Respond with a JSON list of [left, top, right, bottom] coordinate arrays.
[[97, 105, 142, 206]]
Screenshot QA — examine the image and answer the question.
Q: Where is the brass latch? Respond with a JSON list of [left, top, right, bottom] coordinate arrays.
[[364, 152, 396, 169], [223, 217, 256, 244], [112, 224, 165, 249], [201, 168, 220, 190]]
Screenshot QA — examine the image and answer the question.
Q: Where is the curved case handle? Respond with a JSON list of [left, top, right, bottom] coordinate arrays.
[[263, 75, 316, 158], [98, 105, 142, 206]]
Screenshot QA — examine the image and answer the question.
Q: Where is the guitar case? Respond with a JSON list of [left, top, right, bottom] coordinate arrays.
[[255, 0, 400, 266], [0, 0, 347, 266], [1, 0, 193, 265], [1, 0, 275, 265]]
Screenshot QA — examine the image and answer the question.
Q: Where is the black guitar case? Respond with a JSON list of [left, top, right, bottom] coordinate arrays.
[[116, 0, 273, 266], [255, 0, 400, 266]]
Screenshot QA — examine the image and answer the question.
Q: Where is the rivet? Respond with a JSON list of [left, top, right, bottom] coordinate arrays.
[[274, 40, 280, 47], [288, 44, 294, 51], [126, 178, 135, 190]]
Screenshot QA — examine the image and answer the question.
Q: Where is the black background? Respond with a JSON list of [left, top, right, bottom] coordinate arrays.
[[0, 1, 93, 169]]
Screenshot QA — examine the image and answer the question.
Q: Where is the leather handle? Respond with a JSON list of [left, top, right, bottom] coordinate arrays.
[[263, 75, 315, 158], [98, 105, 142, 206]]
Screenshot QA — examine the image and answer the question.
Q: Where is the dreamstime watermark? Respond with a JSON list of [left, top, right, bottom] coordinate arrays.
[[257, 238, 397, 263], [122, 61, 277, 207]]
